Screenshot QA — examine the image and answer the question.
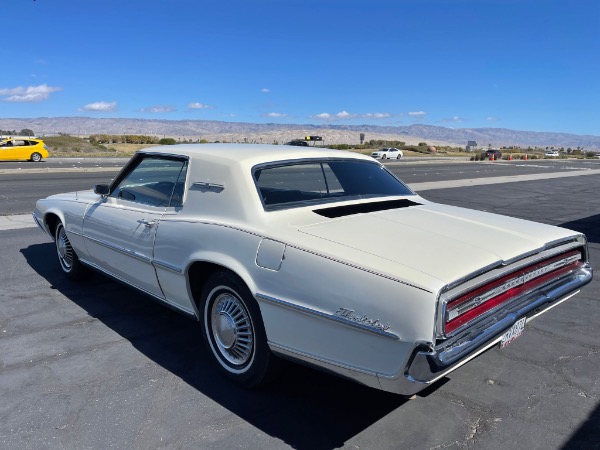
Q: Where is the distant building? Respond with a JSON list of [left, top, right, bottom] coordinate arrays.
[[466, 140, 478, 152]]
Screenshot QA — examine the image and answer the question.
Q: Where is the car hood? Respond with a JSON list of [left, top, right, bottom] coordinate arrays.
[[296, 202, 579, 285]]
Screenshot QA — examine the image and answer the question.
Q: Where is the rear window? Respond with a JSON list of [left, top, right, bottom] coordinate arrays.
[[254, 159, 414, 210]]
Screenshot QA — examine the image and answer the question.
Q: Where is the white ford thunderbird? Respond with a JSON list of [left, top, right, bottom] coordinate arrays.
[[33, 144, 592, 395]]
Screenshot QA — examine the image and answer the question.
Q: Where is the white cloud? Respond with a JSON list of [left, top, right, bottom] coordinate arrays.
[[0, 84, 62, 102], [335, 110, 355, 119], [264, 112, 287, 117], [364, 112, 391, 119], [261, 88, 270, 93], [140, 105, 176, 113], [187, 102, 211, 110], [486, 116, 498, 121], [313, 111, 392, 121], [81, 101, 118, 112], [408, 111, 427, 116]]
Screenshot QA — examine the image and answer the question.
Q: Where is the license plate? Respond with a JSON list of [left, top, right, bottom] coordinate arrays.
[[499, 317, 527, 349]]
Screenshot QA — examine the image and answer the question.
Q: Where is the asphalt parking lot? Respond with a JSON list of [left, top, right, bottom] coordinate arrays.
[[0, 160, 598, 449]]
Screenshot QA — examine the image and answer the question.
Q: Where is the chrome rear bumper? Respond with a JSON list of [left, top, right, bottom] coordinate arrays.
[[380, 265, 592, 395]]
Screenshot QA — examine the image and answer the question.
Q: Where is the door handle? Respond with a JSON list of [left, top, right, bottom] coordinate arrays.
[[137, 219, 156, 228]]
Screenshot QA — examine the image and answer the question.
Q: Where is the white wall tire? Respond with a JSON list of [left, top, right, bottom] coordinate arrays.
[[201, 271, 274, 387]]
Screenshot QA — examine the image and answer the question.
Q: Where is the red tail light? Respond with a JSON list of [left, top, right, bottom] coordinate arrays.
[[444, 250, 583, 335]]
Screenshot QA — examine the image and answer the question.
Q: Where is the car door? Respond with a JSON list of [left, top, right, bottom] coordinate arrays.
[[82, 154, 188, 298], [0, 140, 20, 160]]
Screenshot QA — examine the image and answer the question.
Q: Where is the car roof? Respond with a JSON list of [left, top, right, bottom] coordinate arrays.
[[140, 143, 374, 167], [1, 137, 42, 141]]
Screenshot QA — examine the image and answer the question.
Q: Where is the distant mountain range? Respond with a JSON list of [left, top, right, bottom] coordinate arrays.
[[1, 117, 599, 150]]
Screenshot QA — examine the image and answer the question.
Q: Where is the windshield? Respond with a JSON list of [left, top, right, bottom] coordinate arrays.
[[253, 159, 415, 210]]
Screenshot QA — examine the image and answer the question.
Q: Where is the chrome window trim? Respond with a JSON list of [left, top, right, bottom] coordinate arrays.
[[256, 293, 400, 340], [108, 152, 190, 204]]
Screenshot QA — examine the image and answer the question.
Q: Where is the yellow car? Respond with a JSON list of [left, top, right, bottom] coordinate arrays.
[[0, 137, 49, 162]]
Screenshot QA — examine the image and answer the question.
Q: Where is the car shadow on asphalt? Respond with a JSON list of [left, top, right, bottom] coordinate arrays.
[[562, 401, 600, 450], [21, 242, 434, 450], [559, 213, 600, 245]]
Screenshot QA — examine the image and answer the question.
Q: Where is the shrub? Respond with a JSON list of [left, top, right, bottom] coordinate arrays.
[[159, 138, 177, 145]]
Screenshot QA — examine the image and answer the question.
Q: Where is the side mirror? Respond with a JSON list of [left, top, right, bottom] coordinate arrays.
[[94, 184, 110, 196]]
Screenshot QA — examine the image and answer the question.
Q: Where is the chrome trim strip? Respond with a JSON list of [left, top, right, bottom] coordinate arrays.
[[69, 229, 83, 237], [157, 218, 431, 292], [446, 253, 582, 321], [285, 242, 432, 293], [268, 341, 379, 377], [436, 241, 586, 336], [83, 234, 153, 264], [256, 293, 400, 340], [79, 257, 196, 317], [191, 182, 224, 193], [138, 151, 191, 161], [32, 212, 45, 232], [443, 238, 581, 292], [152, 259, 184, 274]]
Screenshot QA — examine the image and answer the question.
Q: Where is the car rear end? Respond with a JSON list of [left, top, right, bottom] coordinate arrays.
[[398, 235, 592, 393]]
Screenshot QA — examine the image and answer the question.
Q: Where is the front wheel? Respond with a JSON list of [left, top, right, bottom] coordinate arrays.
[[30, 152, 42, 162], [382, 155, 387, 159], [201, 271, 275, 387], [55, 223, 88, 280], [396, 154, 402, 159]]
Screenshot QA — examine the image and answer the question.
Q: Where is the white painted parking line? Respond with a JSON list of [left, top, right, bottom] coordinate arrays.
[[0, 214, 37, 231], [410, 168, 600, 191]]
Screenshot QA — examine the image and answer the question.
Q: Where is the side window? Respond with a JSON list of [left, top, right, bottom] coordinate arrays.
[[110, 156, 187, 208], [255, 162, 345, 206]]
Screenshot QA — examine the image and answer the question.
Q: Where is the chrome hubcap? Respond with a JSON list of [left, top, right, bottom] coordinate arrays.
[[211, 293, 254, 366]]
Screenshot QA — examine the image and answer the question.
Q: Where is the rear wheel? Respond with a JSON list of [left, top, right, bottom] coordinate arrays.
[[55, 223, 88, 279], [30, 152, 42, 162], [382, 155, 387, 159], [201, 271, 275, 387]]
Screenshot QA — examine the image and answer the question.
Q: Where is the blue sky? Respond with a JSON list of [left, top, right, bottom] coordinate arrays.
[[1, 0, 598, 135]]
